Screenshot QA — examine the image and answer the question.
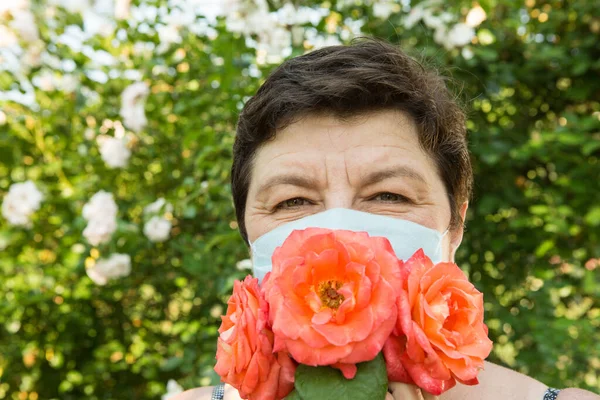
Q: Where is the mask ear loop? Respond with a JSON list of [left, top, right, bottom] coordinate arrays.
[[433, 228, 451, 258]]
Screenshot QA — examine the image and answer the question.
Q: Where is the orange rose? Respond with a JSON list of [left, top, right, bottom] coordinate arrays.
[[263, 228, 402, 379], [215, 276, 295, 400], [383, 249, 493, 395]]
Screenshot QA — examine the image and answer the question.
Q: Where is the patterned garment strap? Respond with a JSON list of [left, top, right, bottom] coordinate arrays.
[[544, 388, 561, 400], [210, 383, 225, 400]]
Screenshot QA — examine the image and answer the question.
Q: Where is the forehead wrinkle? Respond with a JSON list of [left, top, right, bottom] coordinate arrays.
[[343, 145, 434, 188], [254, 151, 326, 194]]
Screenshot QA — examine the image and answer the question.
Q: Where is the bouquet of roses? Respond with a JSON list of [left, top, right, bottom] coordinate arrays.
[[214, 228, 493, 400]]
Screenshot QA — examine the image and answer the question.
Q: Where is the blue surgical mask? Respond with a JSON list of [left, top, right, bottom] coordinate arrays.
[[249, 208, 449, 283]]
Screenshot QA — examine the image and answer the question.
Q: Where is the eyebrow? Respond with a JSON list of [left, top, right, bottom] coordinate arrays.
[[256, 174, 321, 197], [256, 165, 427, 198], [361, 165, 427, 186]]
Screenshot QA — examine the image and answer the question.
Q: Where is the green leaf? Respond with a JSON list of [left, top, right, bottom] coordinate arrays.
[[584, 206, 600, 227], [582, 140, 600, 156], [294, 353, 388, 400], [535, 239, 554, 258], [160, 356, 183, 371], [183, 204, 197, 219], [529, 205, 549, 215], [285, 390, 303, 400]]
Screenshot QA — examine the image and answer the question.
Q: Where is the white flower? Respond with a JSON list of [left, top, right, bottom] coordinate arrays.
[[0, 0, 29, 15], [1, 180, 44, 227], [97, 136, 131, 168], [404, 5, 425, 29], [304, 7, 329, 26], [144, 198, 165, 214], [9, 10, 39, 43], [305, 33, 342, 50], [114, 0, 130, 20], [82, 190, 118, 245], [143, 198, 173, 215], [144, 216, 172, 242], [161, 379, 184, 400], [461, 47, 474, 60], [274, 3, 324, 26], [273, 3, 295, 25], [83, 9, 115, 37], [157, 23, 181, 46], [445, 23, 475, 48], [120, 82, 149, 133], [209, 304, 223, 318], [84, 128, 96, 140], [225, 0, 271, 36], [93, 0, 113, 15], [422, 10, 445, 30], [372, 1, 397, 20], [288, 5, 325, 26], [22, 42, 44, 68], [61, 74, 78, 93], [82, 190, 118, 220], [466, 5, 487, 28], [83, 218, 117, 246], [50, 0, 90, 13], [57, 25, 86, 52], [86, 253, 131, 285], [433, 26, 448, 47], [291, 25, 304, 46], [256, 26, 292, 64], [193, 0, 227, 23], [164, 6, 196, 28], [236, 258, 253, 271], [0, 26, 18, 48], [130, 3, 158, 24], [82, 47, 116, 66], [32, 70, 57, 91]]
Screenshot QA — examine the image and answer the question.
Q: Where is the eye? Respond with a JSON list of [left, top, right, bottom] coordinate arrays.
[[275, 197, 311, 210], [370, 192, 411, 203]]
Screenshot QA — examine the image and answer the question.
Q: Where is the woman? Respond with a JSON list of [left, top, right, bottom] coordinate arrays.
[[173, 39, 598, 400]]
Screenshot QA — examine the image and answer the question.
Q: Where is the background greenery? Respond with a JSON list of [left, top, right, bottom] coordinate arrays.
[[1, 0, 598, 399]]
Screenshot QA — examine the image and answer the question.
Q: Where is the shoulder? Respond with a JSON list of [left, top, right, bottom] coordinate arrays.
[[169, 386, 214, 400], [442, 362, 599, 400], [442, 361, 548, 400], [557, 389, 600, 400]]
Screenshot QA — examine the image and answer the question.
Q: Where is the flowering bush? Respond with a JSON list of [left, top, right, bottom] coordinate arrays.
[[1, 0, 599, 399]]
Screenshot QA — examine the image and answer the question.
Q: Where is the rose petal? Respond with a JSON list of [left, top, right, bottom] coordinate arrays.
[[308, 248, 346, 283], [312, 308, 333, 325], [332, 362, 358, 379], [312, 306, 375, 346], [401, 352, 456, 396], [285, 338, 353, 366], [339, 308, 397, 364], [383, 335, 413, 383]]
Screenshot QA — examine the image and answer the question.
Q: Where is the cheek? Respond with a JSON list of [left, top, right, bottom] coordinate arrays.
[[245, 211, 297, 244], [377, 200, 450, 233], [244, 212, 265, 244]]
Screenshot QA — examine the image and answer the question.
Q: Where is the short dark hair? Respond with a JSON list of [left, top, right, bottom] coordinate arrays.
[[231, 37, 472, 244]]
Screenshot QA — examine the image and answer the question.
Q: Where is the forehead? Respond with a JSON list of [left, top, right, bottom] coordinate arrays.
[[250, 110, 436, 182]]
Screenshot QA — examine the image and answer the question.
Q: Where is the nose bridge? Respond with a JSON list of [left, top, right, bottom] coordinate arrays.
[[323, 151, 354, 210]]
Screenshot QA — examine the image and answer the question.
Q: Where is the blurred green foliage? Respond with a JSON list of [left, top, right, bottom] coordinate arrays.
[[0, 0, 599, 399]]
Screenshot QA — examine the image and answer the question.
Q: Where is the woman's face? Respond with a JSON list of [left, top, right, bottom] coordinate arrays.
[[244, 110, 467, 261]]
